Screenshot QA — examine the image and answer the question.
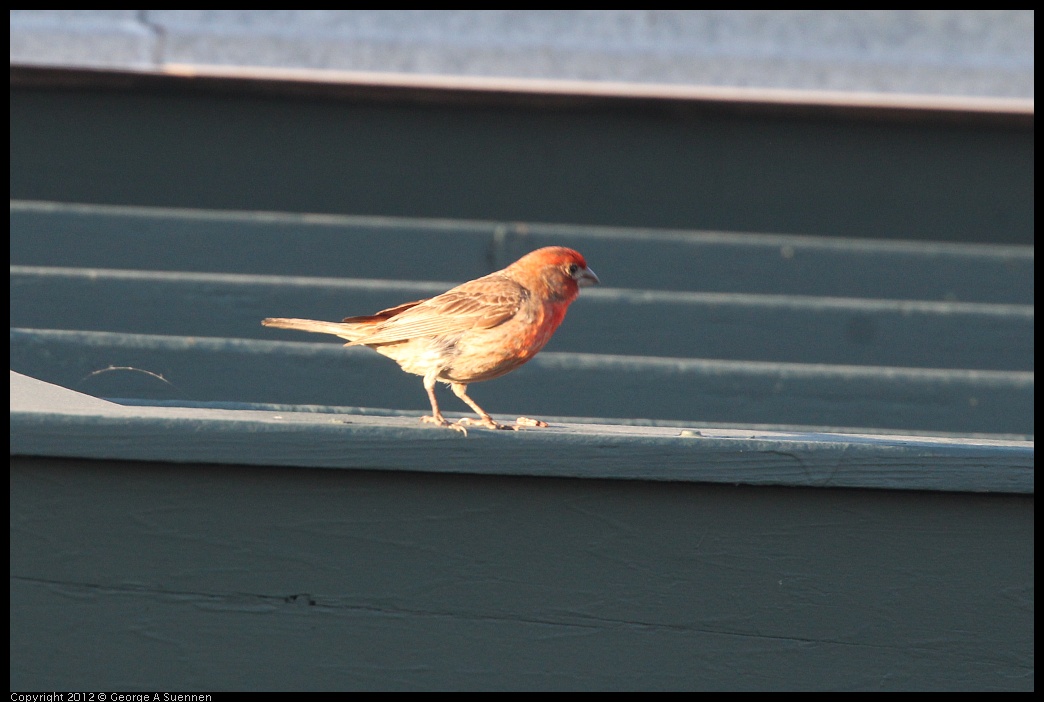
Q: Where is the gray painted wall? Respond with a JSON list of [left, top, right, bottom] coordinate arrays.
[[8, 20, 1034, 687], [11, 447, 1033, 690]]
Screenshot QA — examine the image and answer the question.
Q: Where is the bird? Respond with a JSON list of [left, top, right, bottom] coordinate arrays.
[[262, 246, 598, 432]]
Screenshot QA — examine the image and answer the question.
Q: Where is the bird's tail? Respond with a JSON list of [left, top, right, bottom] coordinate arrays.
[[262, 317, 368, 343]]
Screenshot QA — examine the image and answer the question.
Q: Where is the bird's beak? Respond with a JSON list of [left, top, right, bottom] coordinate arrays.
[[577, 266, 599, 288]]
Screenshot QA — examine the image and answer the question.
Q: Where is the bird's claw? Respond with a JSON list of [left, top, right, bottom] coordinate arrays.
[[421, 415, 549, 434], [515, 416, 549, 428], [421, 415, 469, 436], [457, 416, 550, 431], [455, 417, 510, 431]]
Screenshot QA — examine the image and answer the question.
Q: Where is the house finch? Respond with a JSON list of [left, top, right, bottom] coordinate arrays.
[[263, 246, 598, 432]]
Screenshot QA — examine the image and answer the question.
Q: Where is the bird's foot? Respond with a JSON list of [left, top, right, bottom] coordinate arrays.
[[514, 416, 549, 428], [455, 417, 511, 431], [425, 415, 548, 432], [421, 415, 469, 435], [454, 416, 549, 431]]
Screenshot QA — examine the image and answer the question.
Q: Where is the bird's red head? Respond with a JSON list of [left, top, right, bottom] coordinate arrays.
[[506, 247, 600, 300]]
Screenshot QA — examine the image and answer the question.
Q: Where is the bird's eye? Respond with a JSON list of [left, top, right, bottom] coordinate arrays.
[[566, 263, 579, 277]]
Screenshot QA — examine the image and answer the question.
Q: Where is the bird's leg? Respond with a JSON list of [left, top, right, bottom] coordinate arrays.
[[449, 383, 509, 430], [421, 373, 467, 434], [449, 383, 549, 430]]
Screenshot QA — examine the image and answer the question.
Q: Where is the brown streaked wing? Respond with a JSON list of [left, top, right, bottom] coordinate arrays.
[[342, 299, 428, 324], [347, 275, 526, 345]]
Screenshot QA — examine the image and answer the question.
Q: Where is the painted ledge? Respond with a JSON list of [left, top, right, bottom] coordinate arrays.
[[10, 64, 1034, 125], [10, 371, 1033, 495]]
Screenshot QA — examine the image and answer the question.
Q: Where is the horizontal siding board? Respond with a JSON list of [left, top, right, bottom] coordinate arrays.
[[9, 82, 1034, 245], [10, 201, 1034, 303], [11, 329, 1034, 436], [11, 265, 1034, 370]]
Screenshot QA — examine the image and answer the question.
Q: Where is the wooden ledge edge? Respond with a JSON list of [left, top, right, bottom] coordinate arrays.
[[11, 373, 1033, 495], [10, 63, 1033, 127]]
